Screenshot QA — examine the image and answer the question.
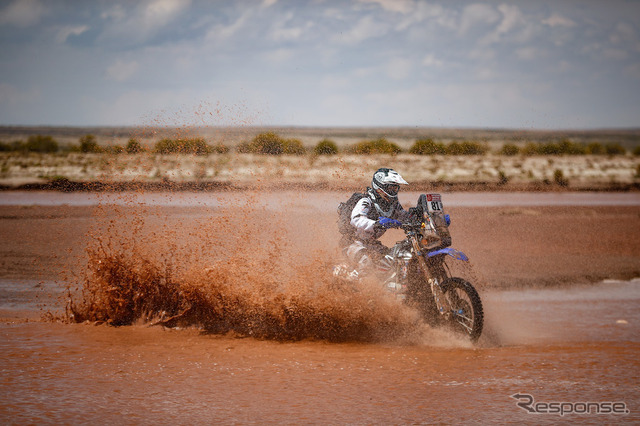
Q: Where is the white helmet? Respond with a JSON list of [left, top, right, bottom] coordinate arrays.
[[371, 168, 408, 203]]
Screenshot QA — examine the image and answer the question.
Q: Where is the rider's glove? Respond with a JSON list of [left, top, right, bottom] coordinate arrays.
[[444, 214, 451, 227], [377, 217, 402, 229]]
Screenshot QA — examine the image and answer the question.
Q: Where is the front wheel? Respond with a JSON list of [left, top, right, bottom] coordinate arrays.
[[441, 277, 484, 342]]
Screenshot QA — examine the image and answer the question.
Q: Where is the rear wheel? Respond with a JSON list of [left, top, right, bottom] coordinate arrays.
[[441, 277, 483, 342]]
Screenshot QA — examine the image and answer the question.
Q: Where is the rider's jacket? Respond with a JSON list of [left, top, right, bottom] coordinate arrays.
[[350, 189, 411, 242]]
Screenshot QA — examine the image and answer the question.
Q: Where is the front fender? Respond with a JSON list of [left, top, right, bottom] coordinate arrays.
[[426, 247, 469, 262]]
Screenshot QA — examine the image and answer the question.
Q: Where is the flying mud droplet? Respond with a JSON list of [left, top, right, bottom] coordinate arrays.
[[63, 183, 461, 344]]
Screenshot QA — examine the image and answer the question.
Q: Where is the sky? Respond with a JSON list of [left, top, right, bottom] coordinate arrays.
[[0, 0, 639, 129]]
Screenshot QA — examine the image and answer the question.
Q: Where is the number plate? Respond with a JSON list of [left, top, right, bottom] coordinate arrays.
[[425, 194, 443, 213]]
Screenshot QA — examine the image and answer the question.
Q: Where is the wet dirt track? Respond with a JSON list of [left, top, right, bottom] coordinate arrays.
[[0, 191, 639, 424]]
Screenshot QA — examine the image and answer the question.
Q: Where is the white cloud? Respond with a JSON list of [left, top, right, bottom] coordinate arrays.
[[542, 13, 576, 28], [480, 4, 532, 45], [143, 0, 190, 26], [459, 3, 500, 36], [357, 0, 414, 14], [333, 15, 389, 45], [100, 5, 126, 21], [105, 60, 140, 82], [609, 22, 637, 46], [495, 4, 525, 35], [0, 0, 45, 27], [422, 54, 443, 67], [55, 25, 89, 44], [270, 11, 310, 42], [205, 8, 252, 43], [100, 0, 191, 44]]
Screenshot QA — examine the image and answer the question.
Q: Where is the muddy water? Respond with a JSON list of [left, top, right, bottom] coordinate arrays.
[[1, 280, 638, 424], [0, 191, 639, 423]]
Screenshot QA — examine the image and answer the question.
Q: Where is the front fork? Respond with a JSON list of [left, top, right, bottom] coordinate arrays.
[[409, 236, 452, 318]]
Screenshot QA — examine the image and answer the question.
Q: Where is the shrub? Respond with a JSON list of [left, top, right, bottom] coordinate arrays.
[[282, 138, 306, 155], [126, 138, 144, 154], [0, 140, 24, 152], [633, 146, 640, 156], [79, 134, 100, 153], [350, 138, 402, 155], [409, 138, 446, 155], [585, 142, 606, 155], [604, 143, 626, 155], [238, 132, 285, 155], [522, 142, 541, 156], [314, 139, 338, 155], [446, 140, 488, 155], [557, 138, 586, 155], [154, 138, 211, 155], [209, 143, 229, 154], [554, 169, 568, 186], [498, 170, 509, 185], [235, 133, 304, 155], [522, 139, 585, 156], [499, 143, 520, 156], [25, 135, 58, 153]]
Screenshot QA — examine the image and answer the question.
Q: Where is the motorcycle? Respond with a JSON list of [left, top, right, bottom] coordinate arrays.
[[335, 194, 484, 342]]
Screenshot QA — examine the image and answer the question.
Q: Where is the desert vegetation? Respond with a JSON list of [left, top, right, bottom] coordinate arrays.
[[0, 127, 638, 190], [1, 131, 636, 158]]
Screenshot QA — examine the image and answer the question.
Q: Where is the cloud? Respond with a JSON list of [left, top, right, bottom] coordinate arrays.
[[269, 11, 309, 42], [0, 0, 46, 27], [99, 0, 192, 45], [333, 15, 389, 45], [542, 13, 576, 28], [357, 0, 414, 14], [495, 4, 525, 35], [105, 60, 140, 82], [1, 0, 639, 128], [609, 22, 638, 46], [480, 4, 532, 45], [205, 8, 253, 43], [422, 54, 443, 67], [459, 3, 500, 36], [55, 25, 90, 44]]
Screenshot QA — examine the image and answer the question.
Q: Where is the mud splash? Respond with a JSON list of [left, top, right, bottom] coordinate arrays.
[[64, 191, 438, 343]]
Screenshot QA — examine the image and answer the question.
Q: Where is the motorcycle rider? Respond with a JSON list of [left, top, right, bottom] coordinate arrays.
[[343, 167, 412, 278]]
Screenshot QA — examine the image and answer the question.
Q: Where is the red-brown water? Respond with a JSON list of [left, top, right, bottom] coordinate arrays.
[[0, 191, 638, 424]]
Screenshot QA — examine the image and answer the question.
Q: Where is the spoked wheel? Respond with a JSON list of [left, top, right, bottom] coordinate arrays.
[[441, 277, 484, 342]]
